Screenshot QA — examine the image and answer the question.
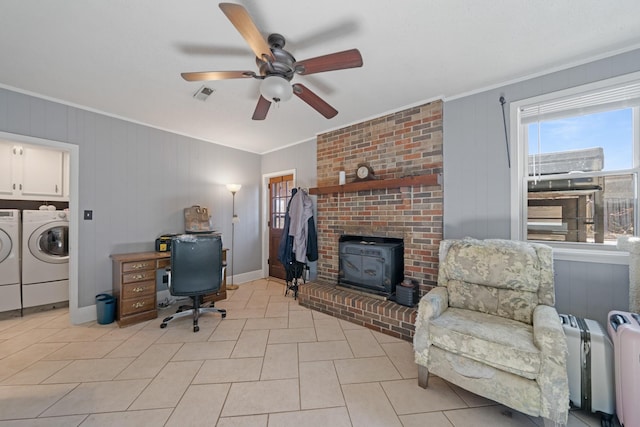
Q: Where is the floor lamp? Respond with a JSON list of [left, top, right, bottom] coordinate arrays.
[[226, 184, 241, 290]]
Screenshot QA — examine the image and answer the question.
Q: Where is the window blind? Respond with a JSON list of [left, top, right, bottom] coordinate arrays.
[[520, 82, 640, 124]]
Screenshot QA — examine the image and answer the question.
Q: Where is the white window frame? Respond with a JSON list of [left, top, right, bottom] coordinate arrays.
[[510, 71, 640, 264]]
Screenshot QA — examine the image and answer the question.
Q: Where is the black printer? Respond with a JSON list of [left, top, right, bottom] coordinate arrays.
[[155, 234, 177, 252]]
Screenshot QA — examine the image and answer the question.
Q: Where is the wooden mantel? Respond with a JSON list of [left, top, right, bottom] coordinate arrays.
[[309, 173, 440, 195]]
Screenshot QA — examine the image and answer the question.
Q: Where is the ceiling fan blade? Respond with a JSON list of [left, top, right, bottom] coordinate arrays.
[[292, 84, 338, 119], [252, 96, 271, 120], [181, 71, 256, 81], [219, 3, 273, 62], [295, 49, 363, 75]]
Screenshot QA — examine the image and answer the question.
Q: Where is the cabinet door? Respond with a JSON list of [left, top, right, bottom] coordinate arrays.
[[20, 145, 64, 198], [0, 142, 16, 197]]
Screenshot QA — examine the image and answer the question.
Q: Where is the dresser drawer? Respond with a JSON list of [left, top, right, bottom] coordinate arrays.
[[122, 260, 156, 273], [120, 295, 156, 316], [123, 269, 156, 283], [157, 258, 170, 269], [122, 280, 155, 299]]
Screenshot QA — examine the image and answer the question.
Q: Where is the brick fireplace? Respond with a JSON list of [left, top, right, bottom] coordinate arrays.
[[298, 100, 444, 341]]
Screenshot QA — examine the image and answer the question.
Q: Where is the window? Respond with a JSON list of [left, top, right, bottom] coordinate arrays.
[[511, 74, 640, 251]]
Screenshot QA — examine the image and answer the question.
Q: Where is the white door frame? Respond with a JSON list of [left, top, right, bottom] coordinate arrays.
[[0, 131, 81, 323]]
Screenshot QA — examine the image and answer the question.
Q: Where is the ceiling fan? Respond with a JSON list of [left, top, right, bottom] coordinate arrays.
[[181, 2, 363, 120]]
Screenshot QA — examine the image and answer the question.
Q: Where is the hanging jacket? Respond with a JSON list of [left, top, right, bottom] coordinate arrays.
[[277, 188, 318, 269], [288, 189, 313, 263], [306, 215, 318, 262]]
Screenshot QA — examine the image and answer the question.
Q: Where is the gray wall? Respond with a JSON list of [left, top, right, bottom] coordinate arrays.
[[0, 88, 262, 307], [443, 48, 640, 325], [261, 138, 318, 278], [261, 138, 318, 189]]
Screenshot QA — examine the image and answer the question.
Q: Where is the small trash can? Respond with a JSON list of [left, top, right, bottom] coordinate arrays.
[[395, 279, 418, 307], [96, 293, 116, 325]]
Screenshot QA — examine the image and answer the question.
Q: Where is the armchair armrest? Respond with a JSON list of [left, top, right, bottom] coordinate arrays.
[[418, 286, 449, 321], [533, 305, 566, 365], [414, 286, 449, 359], [533, 304, 570, 424]]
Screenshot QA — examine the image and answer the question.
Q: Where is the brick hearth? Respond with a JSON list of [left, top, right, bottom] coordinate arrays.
[[298, 281, 417, 342]]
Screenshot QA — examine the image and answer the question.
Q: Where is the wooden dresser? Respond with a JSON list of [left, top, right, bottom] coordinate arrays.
[[111, 249, 227, 327]]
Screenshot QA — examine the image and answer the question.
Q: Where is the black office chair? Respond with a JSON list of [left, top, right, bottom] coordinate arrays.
[[160, 234, 226, 332]]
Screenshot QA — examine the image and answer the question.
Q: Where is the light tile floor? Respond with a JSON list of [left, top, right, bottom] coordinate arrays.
[[0, 279, 613, 426]]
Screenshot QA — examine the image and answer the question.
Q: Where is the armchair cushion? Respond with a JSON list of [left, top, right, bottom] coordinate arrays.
[[440, 238, 553, 324], [430, 307, 540, 379], [446, 280, 540, 324], [442, 239, 542, 291]]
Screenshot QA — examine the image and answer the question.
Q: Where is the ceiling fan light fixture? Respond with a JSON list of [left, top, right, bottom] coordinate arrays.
[[260, 75, 293, 103]]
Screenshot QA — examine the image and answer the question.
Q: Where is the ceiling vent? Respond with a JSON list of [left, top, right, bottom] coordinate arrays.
[[193, 85, 214, 101]]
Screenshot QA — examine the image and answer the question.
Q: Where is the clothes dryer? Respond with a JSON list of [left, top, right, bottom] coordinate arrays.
[[0, 209, 21, 312], [21, 210, 69, 308]]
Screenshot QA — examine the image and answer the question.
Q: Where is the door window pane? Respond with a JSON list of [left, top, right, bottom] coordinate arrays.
[[270, 175, 294, 229]]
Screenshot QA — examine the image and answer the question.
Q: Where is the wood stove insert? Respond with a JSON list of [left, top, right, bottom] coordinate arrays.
[[338, 235, 404, 297]]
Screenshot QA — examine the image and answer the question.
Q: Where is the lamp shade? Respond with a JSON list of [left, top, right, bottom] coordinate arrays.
[[226, 184, 242, 193], [259, 75, 293, 103]]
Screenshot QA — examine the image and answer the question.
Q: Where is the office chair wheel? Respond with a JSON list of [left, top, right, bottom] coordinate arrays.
[[221, 312, 226, 319], [193, 325, 200, 332], [160, 323, 167, 328]]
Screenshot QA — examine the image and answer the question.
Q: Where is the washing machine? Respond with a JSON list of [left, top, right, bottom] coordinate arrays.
[[0, 209, 22, 312], [21, 209, 69, 308]]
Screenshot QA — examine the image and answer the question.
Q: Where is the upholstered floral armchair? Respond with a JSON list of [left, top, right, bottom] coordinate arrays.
[[414, 238, 569, 425]]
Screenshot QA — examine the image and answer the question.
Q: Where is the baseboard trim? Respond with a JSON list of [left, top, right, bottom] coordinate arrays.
[[70, 269, 265, 325], [230, 270, 263, 286]]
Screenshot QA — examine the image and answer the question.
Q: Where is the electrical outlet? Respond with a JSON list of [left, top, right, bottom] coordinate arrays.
[[84, 210, 93, 220]]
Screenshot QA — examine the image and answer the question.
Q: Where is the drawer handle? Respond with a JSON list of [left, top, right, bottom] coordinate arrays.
[[132, 286, 146, 293], [132, 301, 146, 309], [130, 274, 146, 280], [130, 263, 149, 270]]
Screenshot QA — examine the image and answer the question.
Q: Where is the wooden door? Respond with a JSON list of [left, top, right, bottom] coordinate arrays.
[[268, 174, 294, 280]]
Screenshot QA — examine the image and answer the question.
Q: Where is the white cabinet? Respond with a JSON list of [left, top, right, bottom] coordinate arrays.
[[0, 140, 67, 201], [0, 142, 15, 197], [21, 145, 64, 198]]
